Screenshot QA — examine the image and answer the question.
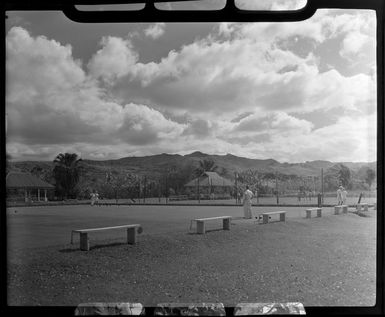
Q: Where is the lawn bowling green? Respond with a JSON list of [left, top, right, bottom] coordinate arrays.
[[7, 204, 369, 250], [7, 203, 377, 307]]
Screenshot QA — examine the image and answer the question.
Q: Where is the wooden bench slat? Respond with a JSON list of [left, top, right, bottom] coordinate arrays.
[[194, 216, 231, 221], [73, 224, 140, 233], [262, 211, 286, 215]]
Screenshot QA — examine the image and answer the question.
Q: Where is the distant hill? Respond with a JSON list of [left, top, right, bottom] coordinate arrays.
[[8, 152, 376, 193]]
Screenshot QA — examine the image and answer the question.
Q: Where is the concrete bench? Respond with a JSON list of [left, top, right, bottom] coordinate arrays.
[[71, 224, 143, 251], [261, 211, 286, 224], [334, 205, 348, 215], [193, 216, 231, 234], [357, 203, 369, 212], [306, 208, 322, 218]]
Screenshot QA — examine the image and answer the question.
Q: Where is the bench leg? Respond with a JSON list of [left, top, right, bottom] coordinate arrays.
[[364, 205, 368, 212], [306, 210, 311, 219], [223, 218, 231, 230], [317, 209, 322, 217], [262, 215, 269, 224], [80, 232, 89, 251], [280, 213, 285, 222], [334, 206, 340, 215], [197, 221, 205, 234], [357, 205, 362, 212], [127, 227, 137, 244], [342, 206, 348, 213]]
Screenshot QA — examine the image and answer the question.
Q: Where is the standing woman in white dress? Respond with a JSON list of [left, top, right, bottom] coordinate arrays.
[[337, 186, 343, 205], [243, 185, 254, 219], [341, 187, 347, 205]]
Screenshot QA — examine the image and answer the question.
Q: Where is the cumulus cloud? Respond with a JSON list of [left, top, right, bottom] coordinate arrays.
[[6, 27, 186, 160], [219, 112, 313, 147], [87, 36, 138, 84], [6, 8, 377, 163], [144, 23, 166, 39], [340, 31, 375, 61], [182, 119, 213, 137], [98, 10, 374, 122], [6, 26, 85, 104], [117, 103, 186, 145]]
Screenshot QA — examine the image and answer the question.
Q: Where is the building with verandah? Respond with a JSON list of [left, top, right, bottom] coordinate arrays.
[[6, 171, 54, 203]]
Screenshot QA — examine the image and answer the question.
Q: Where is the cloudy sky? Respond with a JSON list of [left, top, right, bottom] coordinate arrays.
[[5, 3, 377, 163]]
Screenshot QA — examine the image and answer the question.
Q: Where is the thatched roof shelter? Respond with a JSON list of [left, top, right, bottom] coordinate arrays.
[[184, 171, 234, 187]]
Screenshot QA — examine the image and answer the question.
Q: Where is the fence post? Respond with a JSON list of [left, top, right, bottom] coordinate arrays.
[[275, 173, 279, 205], [321, 168, 324, 205], [198, 177, 200, 204], [235, 172, 238, 204]]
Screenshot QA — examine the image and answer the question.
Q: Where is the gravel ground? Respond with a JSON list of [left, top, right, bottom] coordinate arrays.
[[7, 211, 377, 307]]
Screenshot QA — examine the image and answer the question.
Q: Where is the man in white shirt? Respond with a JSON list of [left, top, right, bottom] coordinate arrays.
[[243, 185, 254, 219]]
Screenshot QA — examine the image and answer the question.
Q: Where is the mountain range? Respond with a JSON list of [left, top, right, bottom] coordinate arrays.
[[9, 151, 376, 182]]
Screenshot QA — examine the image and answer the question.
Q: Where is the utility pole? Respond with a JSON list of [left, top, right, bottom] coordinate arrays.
[[198, 176, 200, 204], [143, 176, 147, 204], [275, 172, 279, 205], [235, 172, 238, 204], [321, 168, 324, 205], [165, 175, 168, 204]]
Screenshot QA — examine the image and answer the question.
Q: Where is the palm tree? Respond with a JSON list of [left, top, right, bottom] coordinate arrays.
[[53, 153, 82, 199], [337, 164, 351, 189], [195, 159, 218, 176]]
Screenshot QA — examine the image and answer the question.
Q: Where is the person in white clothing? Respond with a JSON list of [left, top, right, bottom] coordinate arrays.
[[337, 186, 343, 205], [243, 185, 254, 219], [90, 191, 96, 206], [341, 187, 347, 205], [95, 191, 99, 206]]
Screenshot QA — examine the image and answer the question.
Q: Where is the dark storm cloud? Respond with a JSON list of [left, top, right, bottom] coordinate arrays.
[[6, 104, 103, 145], [182, 119, 212, 137]]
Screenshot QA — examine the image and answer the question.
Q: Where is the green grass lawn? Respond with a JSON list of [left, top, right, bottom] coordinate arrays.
[[7, 208, 377, 307], [6, 205, 310, 250]]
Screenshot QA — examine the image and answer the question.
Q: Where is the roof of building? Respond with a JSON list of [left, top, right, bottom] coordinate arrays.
[[6, 172, 54, 189], [184, 171, 234, 187]]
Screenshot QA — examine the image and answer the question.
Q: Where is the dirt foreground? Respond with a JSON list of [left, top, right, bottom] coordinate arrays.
[[7, 211, 377, 307]]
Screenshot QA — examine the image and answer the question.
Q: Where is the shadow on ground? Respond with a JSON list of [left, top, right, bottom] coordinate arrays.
[[59, 242, 127, 253]]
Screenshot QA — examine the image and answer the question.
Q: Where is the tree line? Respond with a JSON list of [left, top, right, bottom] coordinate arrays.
[[47, 153, 376, 201]]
